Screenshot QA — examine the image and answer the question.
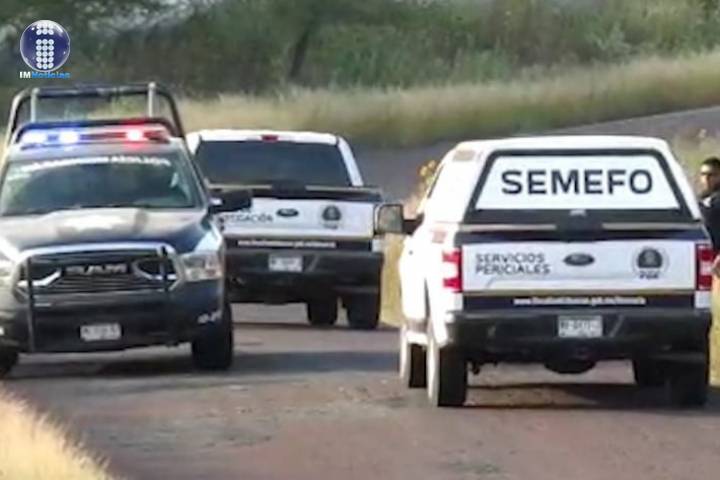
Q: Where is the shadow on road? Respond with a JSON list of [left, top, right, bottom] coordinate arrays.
[[235, 320, 397, 332], [232, 350, 396, 375], [9, 349, 398, 381], [466, 382, 720, 415]]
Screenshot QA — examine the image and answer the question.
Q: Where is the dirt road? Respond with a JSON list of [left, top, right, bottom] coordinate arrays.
[[6, 305, 720, 480]]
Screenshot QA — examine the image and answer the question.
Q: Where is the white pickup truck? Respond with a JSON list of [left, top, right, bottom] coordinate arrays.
[[186, 130, 387, 330], [375, 135, 713, 408]]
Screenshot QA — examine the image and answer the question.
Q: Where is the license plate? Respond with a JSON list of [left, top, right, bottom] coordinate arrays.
[[268, 254, 302, 272], [558, 316, 603, 338], [80, 324, 122, 342]]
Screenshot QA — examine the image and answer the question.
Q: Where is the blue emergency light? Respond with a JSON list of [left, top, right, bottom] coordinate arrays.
[[16, 124, 171, 149]]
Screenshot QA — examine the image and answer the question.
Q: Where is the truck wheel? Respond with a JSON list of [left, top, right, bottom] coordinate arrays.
[[345, 294, 380, 330], [632, 358, 666, 387], [0, 349, 18, 378], [192, 302, 234, 371], [427, 326, 467, 407], [667, 340, 709, 408], [399, 326, 426, 388], [306, 297, 338, 327]]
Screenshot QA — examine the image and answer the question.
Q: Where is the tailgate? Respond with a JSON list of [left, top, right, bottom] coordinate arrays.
[[219, 197, 375, 239], [462, 240, 695, 295]]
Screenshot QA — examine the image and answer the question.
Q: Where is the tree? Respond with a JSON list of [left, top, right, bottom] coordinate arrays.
[[698, 0, 720, 14], [269, 0, 409, 83], [1, 0, 165, 32], [0, 0, 170, 115]]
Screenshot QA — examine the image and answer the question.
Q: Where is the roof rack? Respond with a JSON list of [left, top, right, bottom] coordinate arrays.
[[4, 82, 186, 147]]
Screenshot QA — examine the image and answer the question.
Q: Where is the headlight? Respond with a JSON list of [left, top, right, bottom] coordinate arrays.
[[180, 252, 222, 282], [0, 259, 14, 287]]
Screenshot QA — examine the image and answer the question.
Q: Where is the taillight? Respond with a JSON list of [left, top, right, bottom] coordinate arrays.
[[696, 243, 714, 291], [442, 248, 462, 293]]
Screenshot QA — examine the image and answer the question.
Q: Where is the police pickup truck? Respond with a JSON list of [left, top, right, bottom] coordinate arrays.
[[375, 136, 713, 407], [0, 84, 250, 376], [186, 130, 386, 330]]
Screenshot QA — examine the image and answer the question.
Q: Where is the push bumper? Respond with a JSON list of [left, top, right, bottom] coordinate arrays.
[[226, 247, 383, 302], [445, 308, 712, 362], [0, 281, 224, 354]]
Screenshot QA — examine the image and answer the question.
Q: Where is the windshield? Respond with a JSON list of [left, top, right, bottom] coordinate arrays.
[[194, 141, 351, 186], [0, 151, 203, 216], [466, 150, 693, 224]]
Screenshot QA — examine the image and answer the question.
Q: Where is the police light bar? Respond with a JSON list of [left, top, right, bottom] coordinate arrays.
[[17, 124, 171, 148]]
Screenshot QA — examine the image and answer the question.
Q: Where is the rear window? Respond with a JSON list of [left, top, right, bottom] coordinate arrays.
[[194, 140, 351, 187], [466, 149, 692, 224]]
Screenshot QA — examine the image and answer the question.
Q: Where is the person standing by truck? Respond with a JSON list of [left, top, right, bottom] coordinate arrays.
[[698, 156, 720, 387], [699, 157, 720, 253]]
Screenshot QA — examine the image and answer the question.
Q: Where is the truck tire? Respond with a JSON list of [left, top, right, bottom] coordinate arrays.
[[0, 349, 18, 378], [345, 293, 380, 330], [306, 297, 338, 327], [427, 326, 467, 407], [399, 326, 426, 388], [632, 358, 666, 387], [192, 302, 234, 371], [667, 339, 709, 408]]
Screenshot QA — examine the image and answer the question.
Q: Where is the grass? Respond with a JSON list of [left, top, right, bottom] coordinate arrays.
[[178, 49, 720, 148], [0, 391, 112, 480], [380, 235, 405, 327]]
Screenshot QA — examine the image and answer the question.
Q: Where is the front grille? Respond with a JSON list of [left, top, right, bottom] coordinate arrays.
[[35, 273, 163, 294], [17, 248, 177, 296]]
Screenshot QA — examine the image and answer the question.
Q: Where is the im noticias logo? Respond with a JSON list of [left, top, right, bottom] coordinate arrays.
[[18, 20, 71, 79]]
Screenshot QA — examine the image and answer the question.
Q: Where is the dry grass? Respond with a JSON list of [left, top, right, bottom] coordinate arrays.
[[0, 391, 112, 480], [380, 235, 405, 328], [179, 50, 720, 148], [712, 281, 720, 386], [672, 131, 720, 174]]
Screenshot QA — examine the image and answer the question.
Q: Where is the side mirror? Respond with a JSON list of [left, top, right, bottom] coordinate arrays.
[[374, 203, 405, 235], [209, 189, 252, 214]]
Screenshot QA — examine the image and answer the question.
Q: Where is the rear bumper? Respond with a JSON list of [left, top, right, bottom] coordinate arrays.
[[0, 281, 224, 354], [226, 247, 383, 302], [445, 308, 711, 362]]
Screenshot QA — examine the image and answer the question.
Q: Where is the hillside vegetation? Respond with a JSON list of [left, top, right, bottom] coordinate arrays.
[[3, 0, 720, 121], [2, 0, 720, 146]]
